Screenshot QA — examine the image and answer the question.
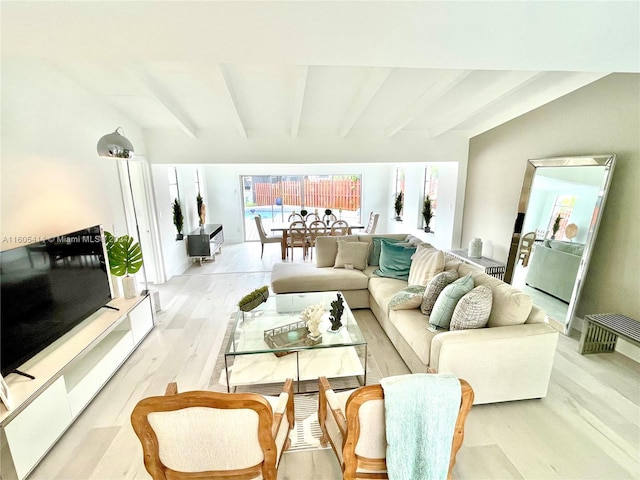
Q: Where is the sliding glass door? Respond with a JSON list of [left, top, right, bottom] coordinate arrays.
[[242, 174, 361, 241]]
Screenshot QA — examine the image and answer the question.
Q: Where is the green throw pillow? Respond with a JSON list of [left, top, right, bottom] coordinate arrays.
[[368, 237, 405, 266], [373, 239, 417, 280], [429, 274, 474, 329]]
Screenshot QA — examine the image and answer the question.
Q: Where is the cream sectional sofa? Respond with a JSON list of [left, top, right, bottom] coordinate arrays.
[[271, 234, 559, 404]]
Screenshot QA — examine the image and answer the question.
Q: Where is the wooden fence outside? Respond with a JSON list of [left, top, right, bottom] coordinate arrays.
[[253, 179, 361, 211]]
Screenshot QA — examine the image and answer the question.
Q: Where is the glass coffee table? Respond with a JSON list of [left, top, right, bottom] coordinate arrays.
[[225, 291, 368, 393]]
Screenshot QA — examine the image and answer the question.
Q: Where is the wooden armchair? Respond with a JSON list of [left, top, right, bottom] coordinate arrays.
[[318, 376, 474, 480], [330, 220, 350, 236], [131, 379, 295, 480]]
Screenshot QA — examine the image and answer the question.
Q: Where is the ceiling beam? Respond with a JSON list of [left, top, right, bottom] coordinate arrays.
[[339, 67, 392, 138], [130, 68, 198, 139], [429, 71, 544, 137], [291, 65, 308, 138], [464, 72, 610, 138], [218, 63, 248, 139], [384, 70, 471, 138]]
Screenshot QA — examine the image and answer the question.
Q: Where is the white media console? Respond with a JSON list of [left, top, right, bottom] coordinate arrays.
[[0, 294, 154, 480]]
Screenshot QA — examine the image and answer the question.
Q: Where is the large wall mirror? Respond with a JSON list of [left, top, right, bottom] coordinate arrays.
[[504, 155, 616, 335]]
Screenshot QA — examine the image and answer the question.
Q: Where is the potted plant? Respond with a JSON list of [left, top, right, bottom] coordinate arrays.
[[300, 208, 308, 217], [422, 195, 433, 232], [107, 234, 143, 299], [551, 214, 562, 239], [238, 286, 270, 312], [324, 208, 332, 216], [394, 192, 403, 221], [173, 199, 184, 240], [197, 193, 206, 226]]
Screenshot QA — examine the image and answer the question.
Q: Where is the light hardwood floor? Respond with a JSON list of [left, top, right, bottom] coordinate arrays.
[[29, 242, 639, 480]]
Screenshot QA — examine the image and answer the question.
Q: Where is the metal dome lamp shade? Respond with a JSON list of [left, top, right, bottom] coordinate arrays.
[[97, 128, 135, 159], [97, 127, 148, 296]]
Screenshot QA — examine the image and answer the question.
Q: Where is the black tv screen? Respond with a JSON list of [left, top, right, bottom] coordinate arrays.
[[1, 225, 112, 377]]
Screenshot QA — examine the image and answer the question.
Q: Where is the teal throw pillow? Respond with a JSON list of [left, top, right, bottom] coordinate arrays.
[[373, 239, 417, 280], [429, 274, 474, 329], [368, 237, 405, 266]]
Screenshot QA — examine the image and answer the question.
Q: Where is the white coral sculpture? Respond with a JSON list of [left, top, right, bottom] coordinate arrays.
[[301, 303, 325, 338]]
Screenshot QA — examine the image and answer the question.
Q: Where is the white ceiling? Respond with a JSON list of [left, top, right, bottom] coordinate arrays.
[[2, 2, 639, 163]]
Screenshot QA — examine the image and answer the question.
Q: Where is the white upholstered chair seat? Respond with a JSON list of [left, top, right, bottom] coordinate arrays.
[[132, 379, 294, 480]]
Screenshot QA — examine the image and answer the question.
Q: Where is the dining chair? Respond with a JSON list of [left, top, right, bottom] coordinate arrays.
[[254, 215, 282, 259], [288, 212, 304, 222], [305, 213, 321, 222], [330, 219, 349, 236], [131, 379, 295, 480], [287, 220, 310, 260], [364, 212, 379, 234], [306, 220, 328, 260], [518, 231, 536, 267], [318, 375, 474, 480], [323, 213, 337, 224]]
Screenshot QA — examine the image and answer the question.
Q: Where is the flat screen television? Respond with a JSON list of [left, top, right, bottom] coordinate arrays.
[[1, 225, 113, 377]]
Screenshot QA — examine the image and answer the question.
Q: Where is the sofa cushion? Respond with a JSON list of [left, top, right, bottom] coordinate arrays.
[[389, 309, 442, 366], [368, 276, 408, 312], [271, 263, 368, 293], [315, 235, 360, 268], [429, 274, 474, 329], [450, 285, 492, 330], [334, 239, 370, 270], [421, 270, 458, 315], [487, 283, 533, 327], [374, 239, 417, 280], [389, 285, 427, 310], [367, 237, 406, 266], [408, 245, 445, 286]]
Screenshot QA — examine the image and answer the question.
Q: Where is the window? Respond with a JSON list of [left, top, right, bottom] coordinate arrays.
[[168, 167, 180, 203], [241, 174, 362, 241], [423, 165, 439, 230], [394, 168, 405, 217], [547, 195, 576, 239], [194, 169, 204, 196]]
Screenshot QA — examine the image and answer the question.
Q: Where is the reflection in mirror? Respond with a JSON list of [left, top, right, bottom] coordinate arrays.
[[504, 155, 616, 335]]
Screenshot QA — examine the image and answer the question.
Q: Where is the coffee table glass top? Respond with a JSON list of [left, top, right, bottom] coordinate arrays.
[[226, 291, 366, 356]]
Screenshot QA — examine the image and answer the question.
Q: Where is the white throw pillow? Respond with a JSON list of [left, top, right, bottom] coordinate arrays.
[[487, 284, 533, 327], [334, 239, 370, 271], [450, 285, 493, 330], [407, 245, 445, 286], [389, 285, 427, 310]]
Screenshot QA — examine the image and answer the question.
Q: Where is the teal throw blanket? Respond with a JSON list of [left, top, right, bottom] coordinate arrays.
[[380, 373, 461, 480]]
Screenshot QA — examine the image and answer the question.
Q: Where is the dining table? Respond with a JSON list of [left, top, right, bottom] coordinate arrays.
[[270, 221, 365, 260]]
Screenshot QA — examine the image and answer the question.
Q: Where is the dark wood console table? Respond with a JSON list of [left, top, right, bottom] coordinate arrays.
[[187, 224, 224, 264]]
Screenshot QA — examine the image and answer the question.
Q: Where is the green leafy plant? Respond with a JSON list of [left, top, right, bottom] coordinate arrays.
[[552, 214, 562, 237], [422, 196, 433, 231], [394, 192, 404, 218], [196, 193, 204, 225], [300, 209, 308, 217], [108, 235, 143, 277], [173, 199, 184, 238], [238, 286, 269, 311], [324, 208, 332, 216]]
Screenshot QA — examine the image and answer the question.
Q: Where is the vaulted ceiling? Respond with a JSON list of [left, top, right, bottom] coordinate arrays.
[[2, 2, 638, 163]]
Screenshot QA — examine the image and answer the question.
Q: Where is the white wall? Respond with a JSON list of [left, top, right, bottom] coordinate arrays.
[[1, 59, 146, 250]]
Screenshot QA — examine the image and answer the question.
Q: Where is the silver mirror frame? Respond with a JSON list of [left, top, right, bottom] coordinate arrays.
[[504, 154, 616, 335]]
